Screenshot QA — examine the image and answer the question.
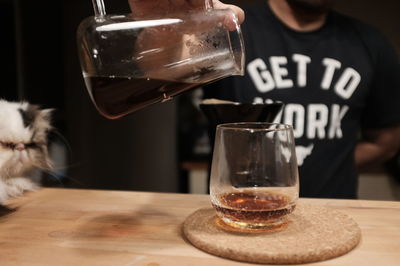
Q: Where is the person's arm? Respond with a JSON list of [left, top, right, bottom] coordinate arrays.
[[356, 126, 400, 169], [355, 22, 400, 170], [128, 0, 244, 25]]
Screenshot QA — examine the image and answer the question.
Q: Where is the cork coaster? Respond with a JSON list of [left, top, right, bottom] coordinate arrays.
[[183, 203, 361, 264]]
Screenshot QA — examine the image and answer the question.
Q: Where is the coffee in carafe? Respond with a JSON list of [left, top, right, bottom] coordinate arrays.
[[85, 76, 199, 119]]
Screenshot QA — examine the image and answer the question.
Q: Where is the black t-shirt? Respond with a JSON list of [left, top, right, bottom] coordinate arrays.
[[203, 1, 400, 198]]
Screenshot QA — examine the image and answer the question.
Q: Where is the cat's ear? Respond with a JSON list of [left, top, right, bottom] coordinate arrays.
[[40, 108, 54, 122], [35, 108, 54, 133]]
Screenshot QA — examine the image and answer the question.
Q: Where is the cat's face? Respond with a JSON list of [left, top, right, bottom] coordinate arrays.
[[0, 100, 52, 178]]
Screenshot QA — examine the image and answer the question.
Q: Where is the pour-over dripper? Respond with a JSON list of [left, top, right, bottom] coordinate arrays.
[[200, 100, 284, 148]]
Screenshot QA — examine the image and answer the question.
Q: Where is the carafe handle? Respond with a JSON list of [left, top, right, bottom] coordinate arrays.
[[92, 0, 106, 17], [205, 0, 214, 9]]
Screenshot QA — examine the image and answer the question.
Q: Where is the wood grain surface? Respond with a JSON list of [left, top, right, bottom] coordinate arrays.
[[0, 188, 399, 266]]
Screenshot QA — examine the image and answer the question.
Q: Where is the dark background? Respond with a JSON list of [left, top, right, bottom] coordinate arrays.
[[0, 0, 399, 193]]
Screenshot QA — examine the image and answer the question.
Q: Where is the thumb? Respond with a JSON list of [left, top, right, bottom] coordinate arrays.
[[213, 1, 245, 24]]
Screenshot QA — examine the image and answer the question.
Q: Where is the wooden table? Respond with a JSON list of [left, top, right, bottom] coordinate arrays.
[[0, 188, 399, 266]]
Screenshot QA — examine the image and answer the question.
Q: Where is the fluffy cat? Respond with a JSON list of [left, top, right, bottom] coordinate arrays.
[[0, 100, 52, 204]]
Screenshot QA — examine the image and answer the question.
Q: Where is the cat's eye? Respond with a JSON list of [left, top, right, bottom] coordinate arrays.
[[0, 141, 40, 149], [0, 141, 15, 149], [25, 143, 39, 148]]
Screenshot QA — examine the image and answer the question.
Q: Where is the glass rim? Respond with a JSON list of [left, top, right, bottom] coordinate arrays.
[[216, 122, 293, 131], [88, 8, 242, 21]]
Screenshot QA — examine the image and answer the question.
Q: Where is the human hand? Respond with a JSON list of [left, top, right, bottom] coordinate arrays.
[[213, 0, 244, 24], [128, 0, 244, 25], [130, 0, 244, 79]]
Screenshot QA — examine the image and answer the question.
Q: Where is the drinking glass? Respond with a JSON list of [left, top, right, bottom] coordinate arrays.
[[210, 122, 299, 231], [77, 0, 244, 119]]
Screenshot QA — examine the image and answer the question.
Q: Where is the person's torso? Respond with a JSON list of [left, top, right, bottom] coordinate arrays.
[[206, 1, 378, 198]]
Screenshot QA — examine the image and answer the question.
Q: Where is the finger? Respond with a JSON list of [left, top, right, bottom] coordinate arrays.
[[213, 1, 245, 24], [223, 10, 239, 31]]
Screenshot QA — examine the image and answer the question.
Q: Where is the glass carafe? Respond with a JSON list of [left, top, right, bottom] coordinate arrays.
[[77, 0, 244, 119]]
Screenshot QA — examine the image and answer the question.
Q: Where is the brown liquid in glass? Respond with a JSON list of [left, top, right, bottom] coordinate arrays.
[[212, 192, 296, 224], [85, 76, 200, 119]]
